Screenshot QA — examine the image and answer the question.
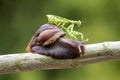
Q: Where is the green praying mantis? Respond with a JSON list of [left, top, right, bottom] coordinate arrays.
[[46, 14, 84, 40]]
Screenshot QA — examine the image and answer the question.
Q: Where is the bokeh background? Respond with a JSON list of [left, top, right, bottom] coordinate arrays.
[[0, 0, 120, 80]]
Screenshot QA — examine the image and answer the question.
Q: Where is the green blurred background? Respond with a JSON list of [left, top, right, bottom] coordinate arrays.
[[0, 0, 120, 80]]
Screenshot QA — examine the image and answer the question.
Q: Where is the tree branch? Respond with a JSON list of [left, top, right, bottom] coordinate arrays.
[[0, 41, 120, 74]]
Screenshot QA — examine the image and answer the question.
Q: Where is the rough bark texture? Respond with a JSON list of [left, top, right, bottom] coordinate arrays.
[[0, 41, 120, 74]]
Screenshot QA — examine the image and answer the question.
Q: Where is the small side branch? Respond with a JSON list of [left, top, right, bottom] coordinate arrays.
[[0, 41, 120, 74]]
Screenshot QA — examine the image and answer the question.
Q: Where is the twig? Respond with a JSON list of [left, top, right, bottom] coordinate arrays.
[[0, 41, 120, 74]]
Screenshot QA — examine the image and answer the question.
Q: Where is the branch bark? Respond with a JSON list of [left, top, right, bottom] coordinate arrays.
[[0, 41, 120, 74]]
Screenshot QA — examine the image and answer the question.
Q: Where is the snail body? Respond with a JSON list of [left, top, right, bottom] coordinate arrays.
[[26, 24, 84, 59]]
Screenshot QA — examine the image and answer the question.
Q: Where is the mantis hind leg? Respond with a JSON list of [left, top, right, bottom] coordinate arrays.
[[66, 24, 77, 39], [68, 23, 83, 40]]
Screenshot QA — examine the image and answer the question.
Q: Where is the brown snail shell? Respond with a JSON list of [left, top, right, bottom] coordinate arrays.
[[26, 24, 84, 59]]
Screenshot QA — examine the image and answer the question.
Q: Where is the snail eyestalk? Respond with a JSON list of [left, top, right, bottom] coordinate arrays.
[[46, 14, 84, 40]]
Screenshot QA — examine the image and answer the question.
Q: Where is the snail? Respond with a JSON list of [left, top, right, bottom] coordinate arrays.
[[26, 24, 84, 59]]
